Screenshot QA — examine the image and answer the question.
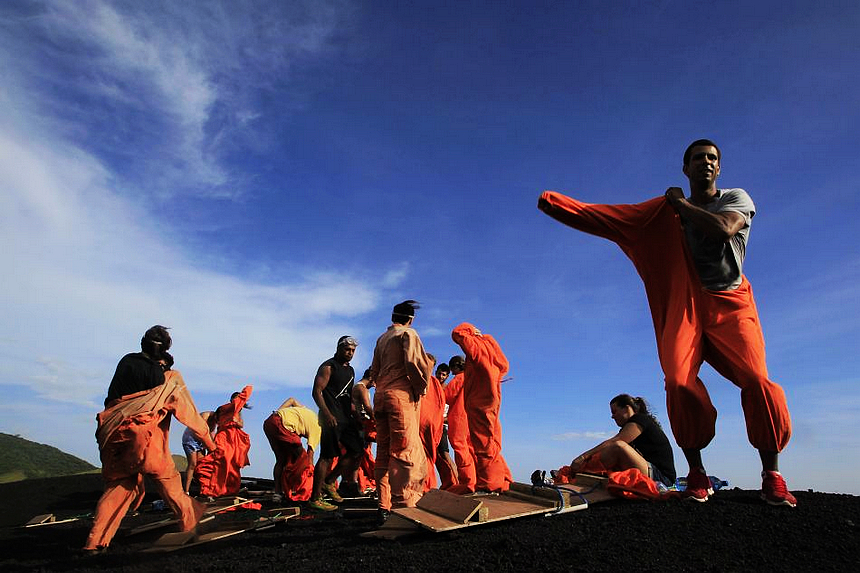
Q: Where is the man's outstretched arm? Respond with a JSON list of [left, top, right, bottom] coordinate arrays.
[[538, 191, 665, 246]]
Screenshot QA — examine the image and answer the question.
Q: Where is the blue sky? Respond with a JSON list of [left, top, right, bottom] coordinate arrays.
[[1, 0, 858, 494]]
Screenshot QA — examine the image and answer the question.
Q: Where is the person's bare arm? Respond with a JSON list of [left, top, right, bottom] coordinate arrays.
[[278, 397, 301, 410], [570, 422, 643, 471], [312, 365, 338, 428], [665, 187, 745, 241], [352, 383, 374, 421]]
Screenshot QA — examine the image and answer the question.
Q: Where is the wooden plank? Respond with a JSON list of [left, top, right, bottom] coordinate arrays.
[[204, 497, 251, 515], [367, 483, 596, 537], [500, 489, 562, 508], [393, 491, 556, 533], [122, 517, 178, 536], [557, 483, 615, 505], [145, 511, 299, 553], [25, 514, 55, 526], [360, 514, 422, 540], [573, 473, 609, 488], [415, 489, 484, 523], [152, 530, 198, 547], [508, 482, 577, 507], [24, 516, 84, 528], [266, 507, 300, 518]]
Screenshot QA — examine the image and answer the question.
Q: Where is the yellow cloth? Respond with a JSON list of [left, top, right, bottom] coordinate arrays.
[[275, 404, 321, 450]]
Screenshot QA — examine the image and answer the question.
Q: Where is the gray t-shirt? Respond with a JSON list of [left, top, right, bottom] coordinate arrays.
[[682, 188, 755, 291]]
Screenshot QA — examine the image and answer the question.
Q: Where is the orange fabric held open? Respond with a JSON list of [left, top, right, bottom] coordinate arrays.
[[539, 192, 791, 452], [84, 371, 215, 551], [196, 385, 253, 497]]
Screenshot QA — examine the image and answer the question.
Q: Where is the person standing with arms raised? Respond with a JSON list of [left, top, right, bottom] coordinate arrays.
[[538, 139, 795, 507]]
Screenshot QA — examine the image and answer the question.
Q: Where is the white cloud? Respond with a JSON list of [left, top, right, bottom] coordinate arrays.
[[3, 0, 349, 198], [550, 431, 612, 442], [0, 1, 384, 411]]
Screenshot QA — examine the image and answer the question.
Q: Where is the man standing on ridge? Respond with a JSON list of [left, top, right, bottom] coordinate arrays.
[[310, 335, 363, 511], [537, 139, 795, 507], [370, 300, 433, 523]]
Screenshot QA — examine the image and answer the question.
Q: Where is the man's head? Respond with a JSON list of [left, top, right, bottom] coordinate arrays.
[[335, 335, 358, 363], [141, 325, 171, 359], [448, 355, 465, 374], [683, 139, 721, 167], [392, 300, 420, 325], [682, 139, 721, 189], [360, 368, 375, 388], [435, 363, 450, 383]]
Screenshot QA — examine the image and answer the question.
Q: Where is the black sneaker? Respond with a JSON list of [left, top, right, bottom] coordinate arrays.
[[338, 481, 362, 498], [376, 508, 390, 527]]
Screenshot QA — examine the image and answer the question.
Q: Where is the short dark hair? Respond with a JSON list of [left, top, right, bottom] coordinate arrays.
[[683, 139, 721, 166], [436, 363, 450, 373], [392, 300, 420, 325], [448, 355, 465, 371], [141, 325, 171, 358]]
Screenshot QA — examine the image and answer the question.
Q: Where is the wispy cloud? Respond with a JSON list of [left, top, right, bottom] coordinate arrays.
[[0, 1, 382, 409], [550, 431, 612, 442], [2, 0, 349, 198]]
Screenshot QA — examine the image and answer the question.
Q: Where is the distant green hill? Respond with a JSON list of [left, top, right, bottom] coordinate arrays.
[[0, 433, 98, 483]]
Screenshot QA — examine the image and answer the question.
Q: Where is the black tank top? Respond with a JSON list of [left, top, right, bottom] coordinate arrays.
[[321, 357, 355, 421]]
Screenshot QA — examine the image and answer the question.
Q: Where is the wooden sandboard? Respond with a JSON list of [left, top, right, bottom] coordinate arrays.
[[366, 484, 589, 537], [144, 507, 299, 553], [23, 514, 86, 528]]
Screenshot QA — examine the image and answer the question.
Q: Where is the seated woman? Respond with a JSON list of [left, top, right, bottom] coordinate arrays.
[[569, 394, 676, 487]]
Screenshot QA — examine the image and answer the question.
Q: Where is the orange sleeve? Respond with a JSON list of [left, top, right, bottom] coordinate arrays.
[[165, 371, 217, 451], [484, 334, 509, 377], [538, 191, 665, 248], [231, 385, 253, 414], [451, 322, 481, 359]]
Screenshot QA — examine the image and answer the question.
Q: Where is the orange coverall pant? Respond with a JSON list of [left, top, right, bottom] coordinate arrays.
[[418, 375, 445, 491], [538, 192, 791, 452], [444, 372, 476, 492], [84, 371, 214, 551], [374, 388, 426, 510], [453, 323, 513, 492]]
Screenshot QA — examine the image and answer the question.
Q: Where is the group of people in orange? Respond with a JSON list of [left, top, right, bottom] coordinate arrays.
[[84, 139, 796, 554]]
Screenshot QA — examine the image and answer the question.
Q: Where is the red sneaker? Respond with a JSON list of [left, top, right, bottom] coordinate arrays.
[[761, 471, 797, 507], [683, 468, 713, 503]]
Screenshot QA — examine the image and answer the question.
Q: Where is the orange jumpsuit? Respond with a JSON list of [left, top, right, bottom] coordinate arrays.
[[358, 419, 377, 492], [418, 375, 445, 491], [538, 192, 791, 452], [452, 323, 513, 492], [443, 372, 476, 492], [196, 385, 253, 497], [370, 324, 431, 510], [84, 370, 216, 551]]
